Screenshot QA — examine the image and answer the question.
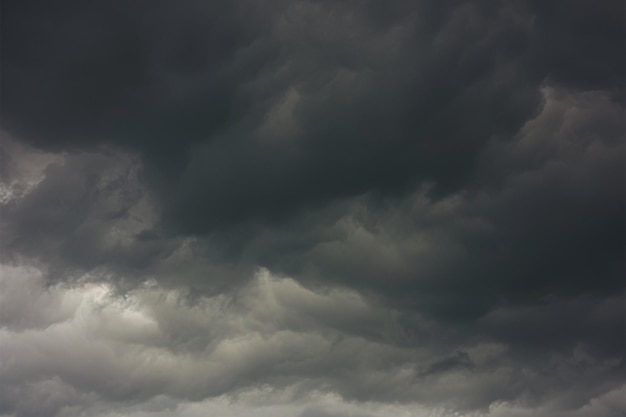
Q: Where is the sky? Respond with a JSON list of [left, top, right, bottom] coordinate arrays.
[[0, 1, 624, 416]]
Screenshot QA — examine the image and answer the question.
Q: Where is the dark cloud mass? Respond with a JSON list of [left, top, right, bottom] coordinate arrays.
[[0, 0, 624, 416]]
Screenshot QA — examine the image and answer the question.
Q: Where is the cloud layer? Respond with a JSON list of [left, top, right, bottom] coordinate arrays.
[[1, 0, 624, 416], [1, 267, 623, 417]]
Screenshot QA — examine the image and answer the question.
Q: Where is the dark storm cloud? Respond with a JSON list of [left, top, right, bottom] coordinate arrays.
[[2, 1, 623, 231], [527, 0, 625, 99], [168, 88, 622, 342], [1, 0, 270, 146], [159, 0, 546, 232], [1, 0, 537, 229], [232, 88, 624, 308], [1, 0, 624, 416], [2, 86, 622, 416]]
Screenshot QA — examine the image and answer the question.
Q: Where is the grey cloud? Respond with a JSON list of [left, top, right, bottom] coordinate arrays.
[[0, 86, 622, 415], [0, 0, 623, 416], [2, 85, 621, 416], [1, 267, 622, 417], [298, 406, 376, 417], [0, 144, 178, 282], [0, 265, 79, 331], [420, 351, 474, 376], [220, 87, 624, 315]]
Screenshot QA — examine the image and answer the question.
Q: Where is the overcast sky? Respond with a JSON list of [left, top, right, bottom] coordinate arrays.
[[0, 1, 624, 416]]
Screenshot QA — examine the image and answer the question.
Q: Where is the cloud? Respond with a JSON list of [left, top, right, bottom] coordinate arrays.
[[0, 141, 179, 282], [0, 0, 623, 416], [0, 267, 623, 417], [1, 0, 541, 231]]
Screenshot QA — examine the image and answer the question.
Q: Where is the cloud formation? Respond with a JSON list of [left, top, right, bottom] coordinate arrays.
[[1, 0, 624, 416], [1, 267, 622, 417]]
